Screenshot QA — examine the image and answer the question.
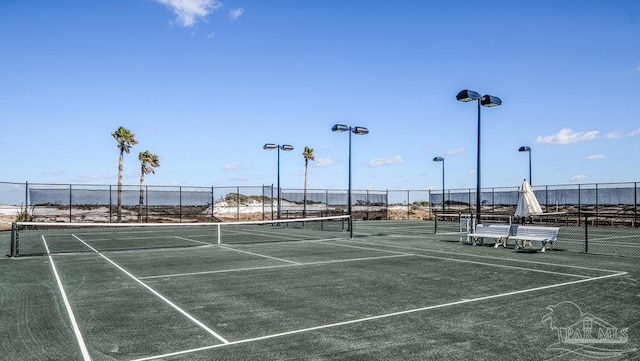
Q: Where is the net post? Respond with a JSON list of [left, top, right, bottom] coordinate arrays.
[[10, 222, 18, 257], [217, 223, 221, 245], [434, 213, 438, 234]]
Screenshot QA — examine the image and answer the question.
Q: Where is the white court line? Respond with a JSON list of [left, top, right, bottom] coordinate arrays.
[[70, 234, 230, 345], [42, 237, 92, 361], [174, 236, 214, 246], [222, 227, 320, 240], [131, 271, 627, 361], [348, 239, 625, 274], [139, 254, 412, 280], [217, 245, 302, 265], [319, 241, 592, 279]]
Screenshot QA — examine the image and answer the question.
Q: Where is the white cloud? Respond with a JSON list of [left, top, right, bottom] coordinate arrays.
[[368, 155, 404, 167], [536, 128, 599, 144], [585, 154, 606, 161], [444, 147, 466, 156], [605, 128, 640, 139], [316, 158, 335, 167], [571, 174, 587, 182], [223, 162, 240, 170], [229, 8, 245, 20], [155, 0, 222, 27]]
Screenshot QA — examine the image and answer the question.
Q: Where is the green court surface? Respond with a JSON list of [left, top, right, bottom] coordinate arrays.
[[1, 220, 639, 360]]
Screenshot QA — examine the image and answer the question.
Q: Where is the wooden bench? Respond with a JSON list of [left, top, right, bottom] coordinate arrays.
[[466, 224, 511, 246], [511, 226, 559, 252]]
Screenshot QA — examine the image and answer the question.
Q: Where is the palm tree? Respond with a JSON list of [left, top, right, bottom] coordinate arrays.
[[112, 126, 138, 222], [137, 151, 160, 222], [302, 146, 315, 218]]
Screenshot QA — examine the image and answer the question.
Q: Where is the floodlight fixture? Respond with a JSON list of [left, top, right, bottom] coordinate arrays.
[[263, 143, 294, 219], [332, 124, 349, 132], [456, 89, 502, 223], [332, 123, 369, 238]]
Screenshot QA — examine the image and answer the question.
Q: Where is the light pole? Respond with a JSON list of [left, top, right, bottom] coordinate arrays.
[[332, 124, 369, 238], [263, 143, 294, 220], [519, 146, 532, 185], [456, 89, 502, 224], [433, 157, 445, 215]]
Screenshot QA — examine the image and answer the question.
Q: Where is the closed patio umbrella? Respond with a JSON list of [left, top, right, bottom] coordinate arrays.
[[515, 179, 542, 218]]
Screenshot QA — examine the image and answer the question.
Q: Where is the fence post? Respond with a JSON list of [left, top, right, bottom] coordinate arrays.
[[577, 184, 581, 227], [545, 185, 548, 213], [386, 190, 390, 220], [635, 182, 637, 228], [109, 185, 112, 223], [145, 185, 149, 223], [584, 214, 589, 254], [492, 187, 495, 213], [10, 222, 17, 257], [236, 187, 240, 222], [24, 181, 29, 219], [406, 190, 410, 220], [69, 184, 72, 222], [366, 190, 370, 220], [595, 184, 599, 226]]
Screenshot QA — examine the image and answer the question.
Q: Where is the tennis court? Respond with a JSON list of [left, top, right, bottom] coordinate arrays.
[[1, 218, 639, 360]]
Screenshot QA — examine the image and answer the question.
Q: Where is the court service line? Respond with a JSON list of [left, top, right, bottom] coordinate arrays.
[[70, 234, 230, 345], [174, 236, 214, 246], [319, 241, 592, 279], [139, 254, 412, 280], [217, 245, 302, 265], [131, 270, 627, 361], [348, 239, 626, 274], [42, 237, 92, 361]]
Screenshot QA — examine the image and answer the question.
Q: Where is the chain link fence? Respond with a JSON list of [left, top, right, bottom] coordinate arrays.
[[2, 181, 638, 257]]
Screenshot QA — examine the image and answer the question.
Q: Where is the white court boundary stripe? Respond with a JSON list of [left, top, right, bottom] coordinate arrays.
[[348, 239, 625, 274], [70, 234, 230, 345], [42, 237, 92, 361], [139, 254, 412, 280], [131, 271, 627, 361], [217, 245, 302, 265], [174, 236, 214, 246], [320, 241, 592, 279]]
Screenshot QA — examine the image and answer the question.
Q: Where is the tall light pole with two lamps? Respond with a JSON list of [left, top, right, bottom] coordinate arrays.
[[456, 89, 502, 224], [332, 124, 369, 238], [519, 146, 532, 185], [263, 143, 294, 220], [432, 157, 445, 215]]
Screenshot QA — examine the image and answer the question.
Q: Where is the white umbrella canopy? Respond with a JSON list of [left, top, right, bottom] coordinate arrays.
[[515, 179, 543, 218]]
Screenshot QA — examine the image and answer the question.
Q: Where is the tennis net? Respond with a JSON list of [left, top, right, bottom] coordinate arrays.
[[10, 215, 350, 257]]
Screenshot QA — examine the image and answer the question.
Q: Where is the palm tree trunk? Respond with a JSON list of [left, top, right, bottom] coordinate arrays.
[[117, 152, 124, 222]]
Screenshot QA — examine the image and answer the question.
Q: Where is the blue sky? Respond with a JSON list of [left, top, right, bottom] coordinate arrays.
[[1, 0, 639, 192]]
